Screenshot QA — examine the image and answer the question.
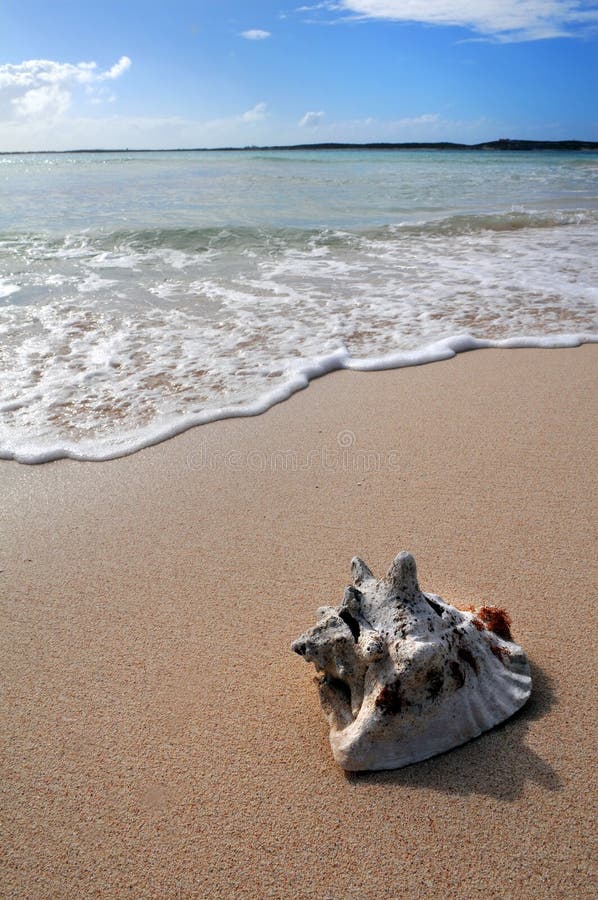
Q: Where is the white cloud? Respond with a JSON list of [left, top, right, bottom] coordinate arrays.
[[100, 56, 132, 80], [240, 29, 271, 40], [0, 56, 131, 122], [334, 1, 598, 41], [12, 84, 71, 118], [241, 102, 268, 122], [297, 2, 345, 12], [0, 59, 92, 90], [299, 110, 326, 127], [88, 88, 117, 106]]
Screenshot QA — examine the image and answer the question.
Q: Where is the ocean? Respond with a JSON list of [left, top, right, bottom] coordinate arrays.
[[1, 148, 597, 463]]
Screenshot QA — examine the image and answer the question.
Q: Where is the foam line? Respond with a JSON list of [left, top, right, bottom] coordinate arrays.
[[1, 334, 596, 464]]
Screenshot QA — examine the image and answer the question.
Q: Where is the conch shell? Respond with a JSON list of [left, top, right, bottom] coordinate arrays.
[[291, 552, 531, 771]]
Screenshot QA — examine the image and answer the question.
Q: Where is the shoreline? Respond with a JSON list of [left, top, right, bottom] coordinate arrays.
[[2, 346, 596, 897], [3, 334, 597, 464]]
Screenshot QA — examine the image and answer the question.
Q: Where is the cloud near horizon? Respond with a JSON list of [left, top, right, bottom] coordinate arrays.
[[240, 29, 271, 40], [0, 102, 503, 153], [299, 110, 325, 127], [241, 102, 268, 122], [0, 97, 273, 152], [327, 1, 598, 41], [0, 56, 131, 120]]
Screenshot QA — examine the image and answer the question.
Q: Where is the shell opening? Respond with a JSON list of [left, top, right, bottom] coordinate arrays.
[[339, 608, 361, 642]]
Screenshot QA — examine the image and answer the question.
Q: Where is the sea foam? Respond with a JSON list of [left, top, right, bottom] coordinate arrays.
[[0, 332, 595, 464]]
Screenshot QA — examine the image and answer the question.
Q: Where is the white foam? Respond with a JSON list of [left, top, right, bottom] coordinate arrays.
[[0, 331, 596, 464], [1, 211, 597, 462], [0, 282, 20, 299], [77, 273, 118, 293]]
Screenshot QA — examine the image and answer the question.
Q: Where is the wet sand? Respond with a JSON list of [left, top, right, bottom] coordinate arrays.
[[1, 346, 596, 898]]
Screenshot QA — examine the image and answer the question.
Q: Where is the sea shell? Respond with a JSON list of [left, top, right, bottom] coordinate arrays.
[[291, 552, 532, 771]]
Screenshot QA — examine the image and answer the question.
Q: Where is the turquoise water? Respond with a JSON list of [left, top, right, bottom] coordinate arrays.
[[1, 149, 597, 461]]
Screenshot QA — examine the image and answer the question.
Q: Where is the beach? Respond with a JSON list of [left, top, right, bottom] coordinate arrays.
[[1, 345, 596, 898]]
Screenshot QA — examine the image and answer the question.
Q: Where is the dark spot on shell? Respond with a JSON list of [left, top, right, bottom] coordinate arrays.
[[458, 647, 479, 674], [424, 596, 444, 617], [425, 667, 444, 700], [375, 680, 404, 715], [476, 606, 513, 641], [449, 661, 465, 688], [489, 642, 511, 665], [321, 674, 352, 706]]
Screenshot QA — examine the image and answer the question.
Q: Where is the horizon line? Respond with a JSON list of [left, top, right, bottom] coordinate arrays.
[[2, 138, 598, 155]]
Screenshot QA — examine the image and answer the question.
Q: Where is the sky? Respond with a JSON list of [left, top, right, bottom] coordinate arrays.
[[1, 0, 597, 151]]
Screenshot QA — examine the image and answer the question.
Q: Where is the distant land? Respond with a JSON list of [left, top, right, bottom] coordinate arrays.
[[2, 139, 598, 155]]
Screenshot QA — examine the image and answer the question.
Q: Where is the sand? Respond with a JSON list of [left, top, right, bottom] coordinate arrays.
[[1, 346, 597, 899]]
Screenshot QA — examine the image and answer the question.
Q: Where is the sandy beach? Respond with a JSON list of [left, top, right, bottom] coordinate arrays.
[[1, 345, 596, 898]]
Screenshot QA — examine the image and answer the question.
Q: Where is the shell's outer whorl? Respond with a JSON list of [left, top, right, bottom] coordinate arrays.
[[291, 552, 532, 772]]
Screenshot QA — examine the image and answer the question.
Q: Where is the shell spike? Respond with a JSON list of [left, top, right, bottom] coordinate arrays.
[[351, 557, 373, 586], [387, 551, 419, 593]]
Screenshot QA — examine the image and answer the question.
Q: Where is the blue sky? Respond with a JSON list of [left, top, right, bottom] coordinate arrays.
[[1, 0, 597, 150]]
